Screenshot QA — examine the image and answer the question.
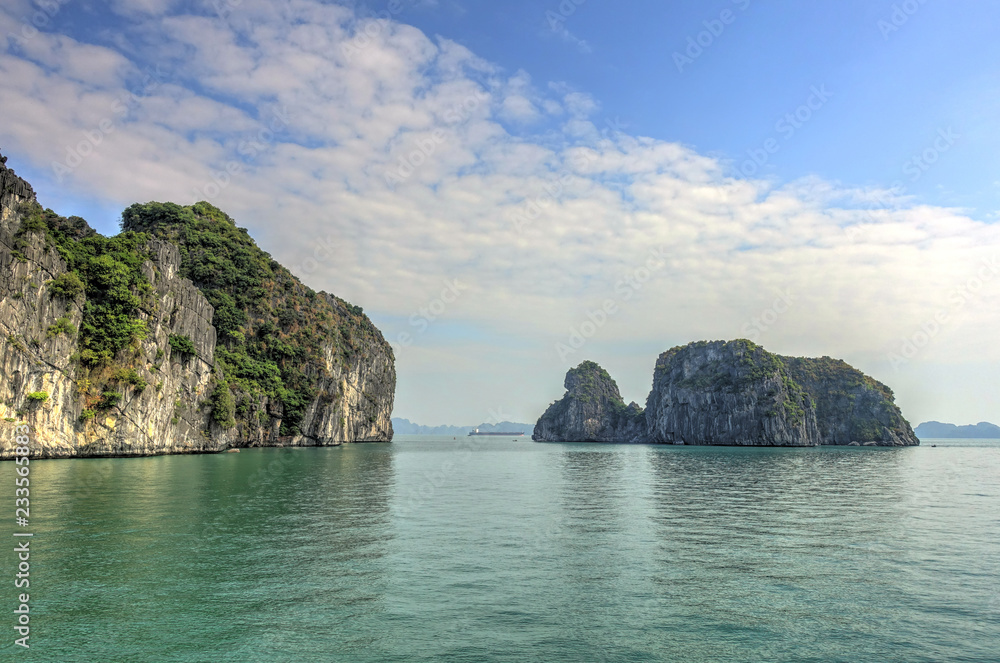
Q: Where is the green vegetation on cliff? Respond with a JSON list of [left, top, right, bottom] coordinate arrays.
[[565, 360, 620, 404], [535, 359, 645, 443], [121, 201, 385, 436], [16, 202, 152, 366], [781, 355, 894, 400], [781, 355, 909, 442], [13, 202, 155, 415], [665, 340, 810, 425], [1, 151, 395, 455], [13, 198, 386, 437]]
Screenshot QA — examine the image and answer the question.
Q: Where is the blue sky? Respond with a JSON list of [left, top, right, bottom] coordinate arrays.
[[1, 0, 998, 427], [381, 0, 1000, 217]]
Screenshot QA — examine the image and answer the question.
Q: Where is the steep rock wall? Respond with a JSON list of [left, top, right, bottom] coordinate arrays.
[[533, 361, 645, 443], [0, 153, 394, 458], [781, 356, 918, 446], [0, 208, 234, 457], [645, 340, 821, 446]]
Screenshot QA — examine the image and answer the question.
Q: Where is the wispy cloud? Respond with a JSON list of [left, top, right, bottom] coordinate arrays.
[[548, 21, 592, 54]]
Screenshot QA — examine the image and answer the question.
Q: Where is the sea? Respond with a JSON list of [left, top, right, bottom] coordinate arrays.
[[2, 436, 998, 662]]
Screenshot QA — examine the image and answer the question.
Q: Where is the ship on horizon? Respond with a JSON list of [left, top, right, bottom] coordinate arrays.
[[468, 428, 525, 436]]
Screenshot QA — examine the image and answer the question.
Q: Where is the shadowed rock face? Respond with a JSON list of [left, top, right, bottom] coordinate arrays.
[[534, 341, 919, 447], [645, 340, 821, 446], [0, 152, 394, 459], [533, 361, 645, 443], [781, 356, 918, 446], [0, 155, 34, 206]]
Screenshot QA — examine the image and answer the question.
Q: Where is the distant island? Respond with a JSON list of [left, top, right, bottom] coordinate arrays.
[[914, 421, 1000, 439], [534, 340, 919, 447], [392, 418, 534, 436]]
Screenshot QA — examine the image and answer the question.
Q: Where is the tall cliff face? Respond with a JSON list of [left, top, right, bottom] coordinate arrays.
[[645, 340, 821, 446], [0, 154, 394, 458], [120, 201, 395, 446], [781, 356, 918, 446], [533, 361, 645, 442], [0, 195, 229, 456]]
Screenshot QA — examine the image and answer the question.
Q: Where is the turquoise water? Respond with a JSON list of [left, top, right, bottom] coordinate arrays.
[[2, 437, 999, 662]]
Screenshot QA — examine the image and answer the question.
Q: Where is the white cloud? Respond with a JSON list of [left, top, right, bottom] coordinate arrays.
[[0, 1, 997, 424]]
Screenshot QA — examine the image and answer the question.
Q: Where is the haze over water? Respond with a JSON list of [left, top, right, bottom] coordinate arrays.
[[3, 437, 999, 662]]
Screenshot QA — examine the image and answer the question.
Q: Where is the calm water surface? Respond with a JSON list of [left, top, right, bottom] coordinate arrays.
[[2, 437, 999, 662]]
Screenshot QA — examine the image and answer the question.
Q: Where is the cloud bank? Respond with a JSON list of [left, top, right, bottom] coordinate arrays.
[[1, 0, 997, 424]]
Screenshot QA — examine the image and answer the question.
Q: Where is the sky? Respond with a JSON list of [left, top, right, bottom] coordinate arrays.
[[1, 0, 998, 427]]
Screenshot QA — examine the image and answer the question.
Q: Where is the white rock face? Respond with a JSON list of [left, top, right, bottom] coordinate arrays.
[[0, 172, 394, 459]]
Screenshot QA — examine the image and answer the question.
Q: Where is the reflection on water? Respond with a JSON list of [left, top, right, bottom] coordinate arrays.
[[8, 446, 396, 662], [644, 447, 914, 660], [2, 438, 998, 663]]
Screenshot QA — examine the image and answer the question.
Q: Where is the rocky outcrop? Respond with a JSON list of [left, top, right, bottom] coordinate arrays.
[[0, 152, 394, 458], [0, 155, 34, 206], [533, 340, 918, 447], [233, 291, 395, 447], [781, 356, 918, 446], [533, 360, 645, 443], [645, 340, 820, 446]]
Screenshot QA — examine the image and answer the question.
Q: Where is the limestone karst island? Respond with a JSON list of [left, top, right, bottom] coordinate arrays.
[[533, 341, 919, 446], [0, 153, 394, 458]]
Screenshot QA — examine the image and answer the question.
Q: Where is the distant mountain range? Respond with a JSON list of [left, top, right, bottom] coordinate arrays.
[[914, 421, 1000, 439], [394, 418, 1000, 439], [392, 418, 534, 436]]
